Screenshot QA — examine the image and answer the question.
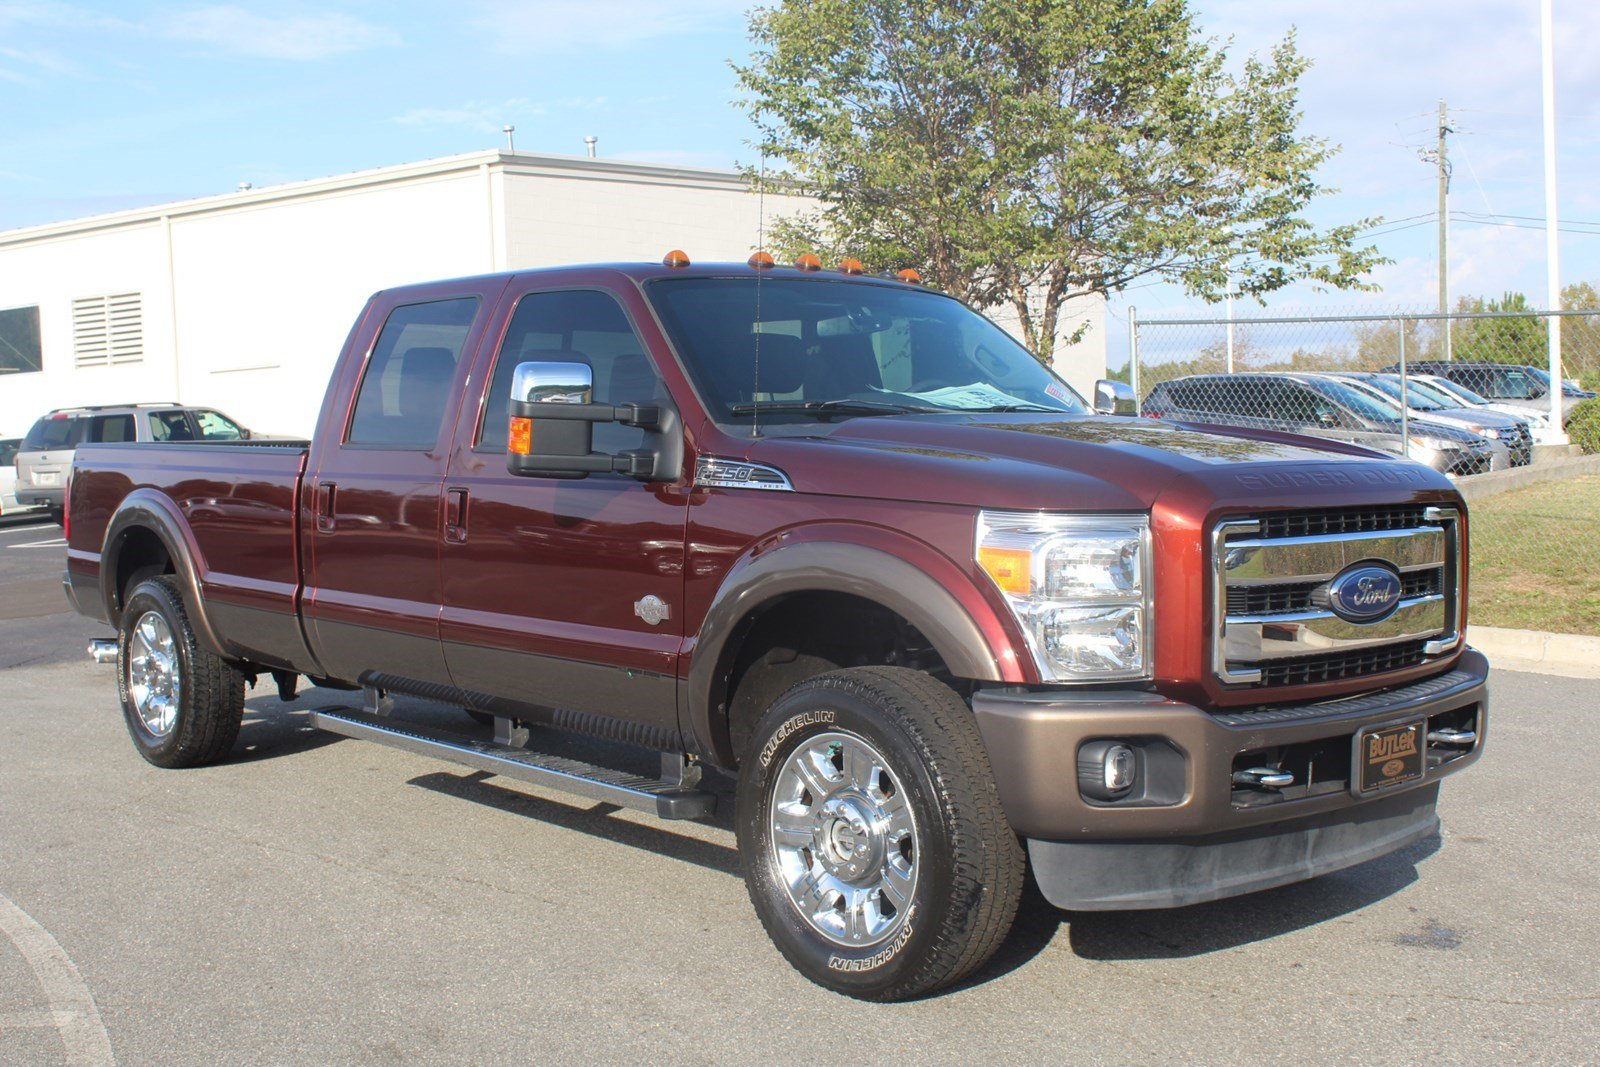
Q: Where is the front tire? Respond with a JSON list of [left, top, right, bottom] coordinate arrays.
[[735, 667, 1024, 1001], [117, 577, 246, 768]]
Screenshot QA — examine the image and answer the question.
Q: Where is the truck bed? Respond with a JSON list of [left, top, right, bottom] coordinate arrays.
[[66, 441, 315, 672]]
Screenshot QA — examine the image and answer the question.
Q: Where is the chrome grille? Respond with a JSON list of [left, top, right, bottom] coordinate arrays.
[[1213, 506, 1463, 688], [1226, 570, 1442, 616], [1256, 505, 1428, 540]]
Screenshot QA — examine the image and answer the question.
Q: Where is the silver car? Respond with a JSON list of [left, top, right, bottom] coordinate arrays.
[[1, 437, 44, 519], [14, 404, 253, 520]]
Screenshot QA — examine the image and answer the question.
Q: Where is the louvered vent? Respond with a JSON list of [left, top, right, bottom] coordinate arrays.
[[72, 292, 143, 367]]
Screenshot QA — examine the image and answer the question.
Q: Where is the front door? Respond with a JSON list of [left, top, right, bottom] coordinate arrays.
[[303, 288, 497, 689], [439, 283, 689, 746]]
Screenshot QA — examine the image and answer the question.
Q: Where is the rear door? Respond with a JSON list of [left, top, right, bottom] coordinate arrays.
[[437, 280, 689, 740], [302, 284, 501, 689]]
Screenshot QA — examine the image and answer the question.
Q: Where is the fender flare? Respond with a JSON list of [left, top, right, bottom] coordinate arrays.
[[99, 488, 228, 657], [685, 537, 1018, 767]]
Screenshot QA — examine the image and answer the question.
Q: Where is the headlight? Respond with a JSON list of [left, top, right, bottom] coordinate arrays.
[[1470, 425, 1502, 439], [976, 512, 1151, 681]]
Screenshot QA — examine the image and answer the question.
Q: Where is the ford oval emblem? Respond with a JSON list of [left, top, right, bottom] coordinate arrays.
[[1322, 563, 1404, 623]]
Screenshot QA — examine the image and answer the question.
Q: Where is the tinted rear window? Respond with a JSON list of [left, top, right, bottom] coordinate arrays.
[[23, 416, 79, 451]]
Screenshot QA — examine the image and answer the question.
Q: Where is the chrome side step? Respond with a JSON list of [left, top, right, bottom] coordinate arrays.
[[309, 707, 716, 820], [87, 638, 117, 664]]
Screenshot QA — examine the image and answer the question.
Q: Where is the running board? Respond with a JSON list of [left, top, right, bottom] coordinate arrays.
[[309, 708, 715, 820]]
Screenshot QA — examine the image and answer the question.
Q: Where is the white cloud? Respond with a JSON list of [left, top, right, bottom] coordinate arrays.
[[163, 6, 400, 61], [392, 98, 542, 134], [467, 0, 752, 52]]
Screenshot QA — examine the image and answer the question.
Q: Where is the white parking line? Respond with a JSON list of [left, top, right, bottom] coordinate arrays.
[[0, 892, 114, 1065], [7, 538, 66, 548]]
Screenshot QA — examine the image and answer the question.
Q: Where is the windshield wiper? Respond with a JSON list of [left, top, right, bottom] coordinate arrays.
[[728, 399, 936, 419], [964, 402, 1066, 413]]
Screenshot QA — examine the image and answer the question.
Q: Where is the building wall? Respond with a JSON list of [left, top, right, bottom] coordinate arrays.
[[0, 223, 176, 438], [166, 170, 494, 437], [0, 151, 1109, 439]]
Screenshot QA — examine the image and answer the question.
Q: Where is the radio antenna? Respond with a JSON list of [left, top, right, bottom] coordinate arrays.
[[752, 155, 766, 439]]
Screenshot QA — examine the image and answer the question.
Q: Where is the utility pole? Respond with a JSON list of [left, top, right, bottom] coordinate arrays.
[[1540, 0, 1567, 442], [1433, 100, 1453, 359]]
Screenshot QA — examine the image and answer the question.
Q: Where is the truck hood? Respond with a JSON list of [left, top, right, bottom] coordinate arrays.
[[742, 413, 1456, 512]]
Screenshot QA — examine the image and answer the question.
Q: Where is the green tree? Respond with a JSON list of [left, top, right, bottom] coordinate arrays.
[[1561, 281, 1600, 387], [1452, 292, 1546, 368], [738, 0, 1385, 361]]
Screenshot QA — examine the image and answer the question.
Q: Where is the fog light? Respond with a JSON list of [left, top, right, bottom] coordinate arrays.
[[1078, 740, 1137, 801]]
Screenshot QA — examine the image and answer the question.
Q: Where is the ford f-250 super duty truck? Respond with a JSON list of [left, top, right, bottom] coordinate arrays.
[[65, 256, 1487, 1000]]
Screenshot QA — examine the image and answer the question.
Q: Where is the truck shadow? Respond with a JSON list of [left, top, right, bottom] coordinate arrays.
[[231, 696, 347, 762], [406, 770, 742, 877], [955, 832, 1441, 992]]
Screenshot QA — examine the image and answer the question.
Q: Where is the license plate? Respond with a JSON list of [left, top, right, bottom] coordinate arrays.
[[35, 471, 58, 486], [1355, 720, 1426, 794]]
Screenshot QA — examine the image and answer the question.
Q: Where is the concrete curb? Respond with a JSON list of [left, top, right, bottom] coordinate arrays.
[[1470, 625, 1600, 679], [1455, 453, 1600, 502]]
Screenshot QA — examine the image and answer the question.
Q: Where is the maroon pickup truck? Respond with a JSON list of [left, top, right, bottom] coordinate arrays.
[[65, 258, 1487, 1000]]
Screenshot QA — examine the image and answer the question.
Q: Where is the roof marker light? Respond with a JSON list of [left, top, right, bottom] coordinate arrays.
[[662, 249, 691, 268], [838, 258, 865, 275], [795, 253, 822, 272], [748, 250, 775, 269], [897, 268, 923, 284]]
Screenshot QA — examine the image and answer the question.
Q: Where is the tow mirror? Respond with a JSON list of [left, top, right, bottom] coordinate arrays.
[[1094, 379, 1138, 417], [506, 361, 678, 481]]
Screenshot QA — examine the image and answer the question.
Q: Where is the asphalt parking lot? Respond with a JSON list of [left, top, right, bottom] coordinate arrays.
[[2, 514, 1597, 1064]]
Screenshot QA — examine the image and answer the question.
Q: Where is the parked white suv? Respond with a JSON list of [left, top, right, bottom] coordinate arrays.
[[14, 404, 254, 521], [1, 437, 44, 519]]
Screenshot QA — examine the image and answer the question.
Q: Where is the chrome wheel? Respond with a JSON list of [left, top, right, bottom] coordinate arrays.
[[768, 730, 918, 948], [127, 610, 181, 739]]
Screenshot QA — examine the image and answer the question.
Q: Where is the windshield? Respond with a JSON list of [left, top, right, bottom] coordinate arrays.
[[647, 277, 1086, 425], [1301, 377, 1401, 422], [1422, 376, 1489, 405], [1401, 378, 1464, 409], [1362, 375, 1444, 411]]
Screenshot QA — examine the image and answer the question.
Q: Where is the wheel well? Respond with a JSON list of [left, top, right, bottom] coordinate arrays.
[[112, 527, 176, 620], [719, 591, 957, 767]]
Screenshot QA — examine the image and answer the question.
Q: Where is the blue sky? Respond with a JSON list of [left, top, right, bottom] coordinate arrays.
[[3, 0, 1598, 346]]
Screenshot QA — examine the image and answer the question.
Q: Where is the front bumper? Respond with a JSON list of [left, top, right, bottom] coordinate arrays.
[[973, 649, 1488, 908]]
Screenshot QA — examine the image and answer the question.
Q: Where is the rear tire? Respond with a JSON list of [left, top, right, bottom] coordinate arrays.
[[117, 577, 246, 768], [735, 667, 1024, 1001]]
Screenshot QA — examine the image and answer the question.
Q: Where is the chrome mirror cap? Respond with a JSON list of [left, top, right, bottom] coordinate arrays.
[[512, 361, 592, 405], [1094, 378, 1138, 417]]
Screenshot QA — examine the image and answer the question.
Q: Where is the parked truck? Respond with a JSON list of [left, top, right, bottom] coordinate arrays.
[[65, 257, 1487, 1000]]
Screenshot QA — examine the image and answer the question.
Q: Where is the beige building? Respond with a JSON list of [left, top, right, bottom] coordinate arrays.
[[0, 149, 1106, 439]]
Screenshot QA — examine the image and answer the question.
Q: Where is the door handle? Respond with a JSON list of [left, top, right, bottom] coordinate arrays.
[[316, 482, 337, 533], [444, 487, 469, 544]]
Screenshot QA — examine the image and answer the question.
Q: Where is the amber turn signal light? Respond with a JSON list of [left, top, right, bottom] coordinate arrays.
[[748, 250, 775, 269], [795, 253, 822, 271], [897, 268, 922, 284], [978, 546, 1032, 595], [508, 416, 532, 455], [662, 249, 691, 268], [838, 258, 865, 275]]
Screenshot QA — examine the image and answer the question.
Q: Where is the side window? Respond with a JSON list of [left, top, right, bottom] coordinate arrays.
[[194, 410, 245, 440], [475, 290, 661, 457], [347, 297, 479, 449], [1501, 369, 1538, 399], [1267, 383, 1322, 424], [85, 414, 136, 443], [149, 410, 194, 442]]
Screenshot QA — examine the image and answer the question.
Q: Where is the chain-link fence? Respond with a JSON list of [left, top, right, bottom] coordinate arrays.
[[1126, 307, 1600, 635], [1127, 308, 1600, 478]]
